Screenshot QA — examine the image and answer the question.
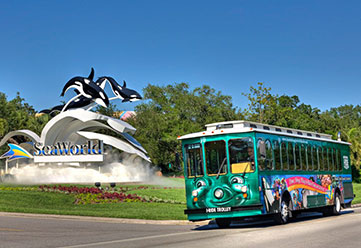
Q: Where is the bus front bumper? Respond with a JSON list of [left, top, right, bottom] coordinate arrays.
[[184, 204, 263, 221]]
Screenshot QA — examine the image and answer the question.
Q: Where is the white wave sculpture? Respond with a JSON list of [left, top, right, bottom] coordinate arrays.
[[0, 68, 150, 180]]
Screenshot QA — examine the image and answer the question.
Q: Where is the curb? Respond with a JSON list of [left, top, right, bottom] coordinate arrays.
[[0, 212, 210, 226], [351, 203, 361, 208]]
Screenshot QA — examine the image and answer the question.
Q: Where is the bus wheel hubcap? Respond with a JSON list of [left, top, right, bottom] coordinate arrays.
[[335, 196, 341, 212], [281, 202, 288, 220]]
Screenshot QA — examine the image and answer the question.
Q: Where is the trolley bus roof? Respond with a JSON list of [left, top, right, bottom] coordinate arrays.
[[178, 120, 350, 145]]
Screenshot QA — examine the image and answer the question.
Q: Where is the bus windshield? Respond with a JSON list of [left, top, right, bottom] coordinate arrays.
[[185, 143, 203, 177], [228, 137, 255, 173], [205, 140, 227, 176]]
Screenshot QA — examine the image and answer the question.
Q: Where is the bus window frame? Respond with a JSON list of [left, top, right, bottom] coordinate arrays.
[[306, 145, 312, 171], [185, 143, 204, 178], [288, 142, 295, 171], [228, 137, 255, 174], [204, 140, 228, 176], [281, 142, 288, 170], [273, 140, 281, 171], [316, 146, 321, 171]]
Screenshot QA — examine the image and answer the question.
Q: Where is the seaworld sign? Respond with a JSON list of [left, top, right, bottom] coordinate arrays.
[[0, 68, 150, 173], [33, 140, 104, 163]]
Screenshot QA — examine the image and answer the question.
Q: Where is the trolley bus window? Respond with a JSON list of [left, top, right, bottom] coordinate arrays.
[[327, 148, 332, 171], [281, 142, 288, 170], [301, 145, 307, 171], [331, 148, 336, 171], [205, 140, 227, 176], [185, 143, 203, 177], [316, 147, 321, 171], [321, 148, 327, 171], [295, 144, 301, 170], [257, 139, 273, 171], [288, 143, 295, 170], [336, 149, 341, 171], [338, 149, 342, 171], [307, 145, 312, 171], [274, 141, 281, 170], [228, 138, 255, 174]]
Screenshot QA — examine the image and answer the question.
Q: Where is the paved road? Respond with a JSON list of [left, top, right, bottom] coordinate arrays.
[[1, 208, 361, 248]]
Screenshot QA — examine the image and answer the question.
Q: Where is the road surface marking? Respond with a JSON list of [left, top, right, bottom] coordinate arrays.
[[57, 230, 214, 248]]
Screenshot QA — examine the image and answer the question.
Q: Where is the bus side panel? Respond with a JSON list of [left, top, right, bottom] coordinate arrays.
[[260, 174, 351, 213]]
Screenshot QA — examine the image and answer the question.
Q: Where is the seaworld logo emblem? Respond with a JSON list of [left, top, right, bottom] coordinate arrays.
[[1, 144, 33, 161], [33, 140, 103, 156]]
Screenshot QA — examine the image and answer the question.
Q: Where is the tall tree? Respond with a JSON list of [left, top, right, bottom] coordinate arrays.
[[242, 82, 273, 123], [128, 83, 239, 173]]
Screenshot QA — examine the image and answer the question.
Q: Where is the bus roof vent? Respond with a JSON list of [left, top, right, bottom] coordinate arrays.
[[201, 121, 333, 141], [216, 123, 233, 130]]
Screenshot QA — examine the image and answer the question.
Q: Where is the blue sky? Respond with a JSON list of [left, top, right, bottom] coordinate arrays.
[[0, 0, 360, 112]]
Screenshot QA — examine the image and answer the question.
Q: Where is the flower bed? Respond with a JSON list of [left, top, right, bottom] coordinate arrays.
[[38, 185, 185, 205]]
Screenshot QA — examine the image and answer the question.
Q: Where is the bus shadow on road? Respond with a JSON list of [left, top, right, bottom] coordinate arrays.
[[192, 210, 354, 231]]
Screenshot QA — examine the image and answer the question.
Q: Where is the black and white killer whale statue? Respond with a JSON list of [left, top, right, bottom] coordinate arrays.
[[97, 77, 142, 102], [61, 67, 109, 109], [40, 68, 142, 114]]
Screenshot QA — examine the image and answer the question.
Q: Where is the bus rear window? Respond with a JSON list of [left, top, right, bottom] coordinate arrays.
[[185, 144, 203, 177], [205, 140, 227, 176]]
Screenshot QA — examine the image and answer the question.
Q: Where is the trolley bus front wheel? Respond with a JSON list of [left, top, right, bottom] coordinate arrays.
[[274, 199, 291, 224], [215, 218, 232, 228]]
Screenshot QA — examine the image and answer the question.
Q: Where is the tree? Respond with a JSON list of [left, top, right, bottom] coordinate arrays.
[[95, 102, 119, 117], [128, 83, 239, 173], [0, 92, 50, 168], [242, 82, 273, 123]]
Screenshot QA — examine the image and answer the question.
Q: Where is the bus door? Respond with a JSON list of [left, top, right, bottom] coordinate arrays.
[[227, 137, 260, 207]]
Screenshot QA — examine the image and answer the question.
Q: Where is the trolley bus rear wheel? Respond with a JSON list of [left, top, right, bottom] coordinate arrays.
[[215, 218, 231, 228], [274, 199, 290, 224], [323, 192, 341, 216], [331, 192, 341, 215]]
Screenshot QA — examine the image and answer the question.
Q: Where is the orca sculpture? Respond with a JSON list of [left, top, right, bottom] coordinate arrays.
[[96, 77, 142, 102], [39, 97, 93, 115], [61, 68, 109, 108], [39, 68, 142, 114]]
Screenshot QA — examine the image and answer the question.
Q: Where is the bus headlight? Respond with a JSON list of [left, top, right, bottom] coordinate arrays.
[[231, 176, 244, 184], [192, 189, 199, 197], [196, 180, 206, 188], [214, 189, 224, 199], [241, 186, 248, 193]]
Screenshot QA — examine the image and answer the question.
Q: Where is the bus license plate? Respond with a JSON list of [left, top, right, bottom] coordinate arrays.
[[206, 207, 231, 213]]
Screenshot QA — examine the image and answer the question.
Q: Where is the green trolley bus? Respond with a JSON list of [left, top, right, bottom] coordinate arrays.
[[179, 121, 354, 227]]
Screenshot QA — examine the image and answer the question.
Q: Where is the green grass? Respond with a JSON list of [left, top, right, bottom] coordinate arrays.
[[127, 188, 186, 203], [1, 181, 358, 220], [0, 180, 187, 220], [352, 183, 361, 204]]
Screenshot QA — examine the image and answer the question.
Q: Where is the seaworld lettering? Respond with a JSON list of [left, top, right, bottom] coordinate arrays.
[[33, 140, 103, 156]]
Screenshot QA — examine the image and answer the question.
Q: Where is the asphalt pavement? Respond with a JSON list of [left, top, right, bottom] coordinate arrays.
[[1, 208, 361, 248]]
